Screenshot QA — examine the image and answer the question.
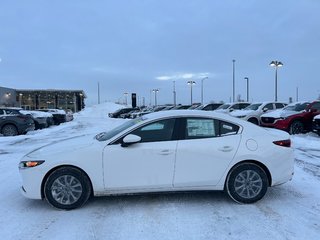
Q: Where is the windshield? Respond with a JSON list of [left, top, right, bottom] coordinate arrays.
[[95, 117, 143, 141], [195, 105, 204, 110], [284, 102, 310, 112], [217, 104, 231, 110], [244, 103, 262, 111]]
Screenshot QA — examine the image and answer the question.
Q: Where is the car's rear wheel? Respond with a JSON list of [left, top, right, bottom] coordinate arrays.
[[2, 124, 18, 136], [225, 163, 268, 204], [44, 167, 92, 210], [289, 120, 304, 135]]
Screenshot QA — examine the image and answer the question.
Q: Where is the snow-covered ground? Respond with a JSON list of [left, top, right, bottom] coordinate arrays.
[[0, 103, 319, 240]]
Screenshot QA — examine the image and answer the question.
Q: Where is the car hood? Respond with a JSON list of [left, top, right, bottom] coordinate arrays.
[[215, 109, 229, 113], [262, 109, 299, 118], [230, 110, 255, 117], [25, 134, 96, 158]]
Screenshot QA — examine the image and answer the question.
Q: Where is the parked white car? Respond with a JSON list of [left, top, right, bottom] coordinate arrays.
[[215, 102, 251, 114], [19, 110, 294, 210], [230, 102, 287, 125]]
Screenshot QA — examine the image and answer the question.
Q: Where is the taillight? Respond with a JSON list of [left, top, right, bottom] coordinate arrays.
[[273, 139, 291, 147]]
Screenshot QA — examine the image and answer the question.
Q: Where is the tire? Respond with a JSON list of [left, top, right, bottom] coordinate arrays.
[[225, 163, 268, 204], [289, 120, 304, 135], [44, 167, 92, 210], [248, 118, 259, 125], [2, 124, 18, 136]]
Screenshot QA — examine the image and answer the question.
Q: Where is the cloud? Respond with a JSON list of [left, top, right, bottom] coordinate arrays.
[[156, 72, 211, 81]]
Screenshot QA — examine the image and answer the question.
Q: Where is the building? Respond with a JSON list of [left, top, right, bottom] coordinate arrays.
[[0, 87, 86, 112]]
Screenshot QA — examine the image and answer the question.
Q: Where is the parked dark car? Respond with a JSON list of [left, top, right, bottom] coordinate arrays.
[[109, 108, 137, 118], [0, 107, 35, 136], [261, 100, 320, 134], [312, 115, 320, 136], [37, 109, 67, 125], [196, 103, 223, 111]]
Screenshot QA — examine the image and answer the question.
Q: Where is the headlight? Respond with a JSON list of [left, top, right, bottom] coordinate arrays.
[[19, 160, 45, 169]]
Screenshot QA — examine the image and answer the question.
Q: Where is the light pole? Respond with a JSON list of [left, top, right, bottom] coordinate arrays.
[[173, 81, 176, 106], [270, 60, 283, 102], [232, 59, 236, 102], [152, 89, 159, 106], [201, 77, 208, 105], [187, 80, 196, 105], [244, 77, 249, 102], [124, 92, 128, 105], [97, 82, 100, 104]]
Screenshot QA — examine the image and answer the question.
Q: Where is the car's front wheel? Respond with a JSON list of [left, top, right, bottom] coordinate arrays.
[[248, 118, 259, 125], [289, 120, 304, 134], [225, 163, 268, 204], [44, 167, 92, 210]]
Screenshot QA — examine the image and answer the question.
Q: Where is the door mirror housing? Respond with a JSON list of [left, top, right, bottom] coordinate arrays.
[[229, 108, 234, 112], [121, 134, 141, 147], [263, 107, 268, 112]]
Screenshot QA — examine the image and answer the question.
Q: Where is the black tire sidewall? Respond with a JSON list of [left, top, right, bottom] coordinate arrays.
[[248, 118, 259, 125], [2, 124, 18, 136], [44, 167, 91, 210], [226, 163, 268, 204], [290, 121, 303, 134]]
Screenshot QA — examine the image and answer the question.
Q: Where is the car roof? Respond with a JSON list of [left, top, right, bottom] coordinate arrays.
[[142, 110, 240, 123]]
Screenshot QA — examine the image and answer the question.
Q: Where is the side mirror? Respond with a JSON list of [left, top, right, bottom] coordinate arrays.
[[229, 108, 234, 112], [309, 108, 317, 113], [121, 134, 141, 147], [263, 108, 268, 112]]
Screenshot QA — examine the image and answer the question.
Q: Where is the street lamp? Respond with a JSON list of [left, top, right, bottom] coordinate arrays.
[[244, 77, 249, 102], [201, 77, 208, 104], [187, 80, 196, 105], [152, 89, 159, 106], [270, 60, 283, 102], [232, 59, 236, 102], [173, 81, 176, 106]]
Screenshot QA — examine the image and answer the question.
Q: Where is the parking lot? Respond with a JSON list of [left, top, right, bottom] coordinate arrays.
[[0, 102, 319, 240]]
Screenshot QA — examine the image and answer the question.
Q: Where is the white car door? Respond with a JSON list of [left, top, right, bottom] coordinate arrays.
[[174, 118, 241, 187], [103, 118, 177, 190]]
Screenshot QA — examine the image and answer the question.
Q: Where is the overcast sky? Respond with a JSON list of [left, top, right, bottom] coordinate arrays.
[[0, 0, 320, 106]]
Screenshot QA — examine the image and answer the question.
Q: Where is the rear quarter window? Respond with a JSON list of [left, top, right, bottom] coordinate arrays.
[[219, 121, 240, 136]]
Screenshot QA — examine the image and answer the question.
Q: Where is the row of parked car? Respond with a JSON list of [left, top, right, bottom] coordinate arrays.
[[0, 107, 74, 136], [109, 100, 320, 135]]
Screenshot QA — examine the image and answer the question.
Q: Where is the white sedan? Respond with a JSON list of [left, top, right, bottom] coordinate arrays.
[[19, 110, 294, 210]]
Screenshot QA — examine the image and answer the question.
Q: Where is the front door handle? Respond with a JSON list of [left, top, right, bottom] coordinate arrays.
[[218, 146, 233, 152]]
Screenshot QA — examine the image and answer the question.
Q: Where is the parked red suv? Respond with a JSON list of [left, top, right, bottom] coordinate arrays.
[[261, 100, 320, 134]]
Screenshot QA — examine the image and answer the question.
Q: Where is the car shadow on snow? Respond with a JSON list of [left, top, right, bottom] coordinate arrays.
[[88, 191, 237, 210]]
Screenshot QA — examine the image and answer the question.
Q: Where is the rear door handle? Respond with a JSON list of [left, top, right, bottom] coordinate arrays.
[[159, 149, 173, 155], [218, 146, 233, 152]]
